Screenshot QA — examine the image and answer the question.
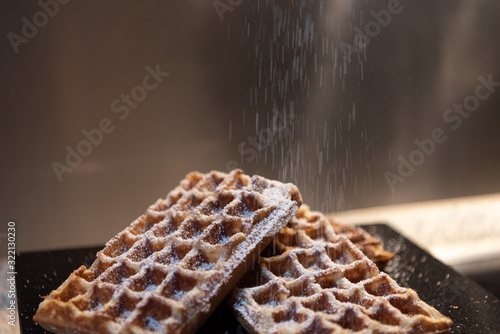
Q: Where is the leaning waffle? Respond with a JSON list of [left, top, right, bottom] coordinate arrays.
[[229, 208, 453, 333], [34, 169, 302, 334]]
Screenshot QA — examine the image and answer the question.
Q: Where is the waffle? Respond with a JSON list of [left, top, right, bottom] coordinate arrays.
[[33, 169, 302, 334], [229, 208, 453, 334], [267, 205, 394, 267], [327, 213, 394, 267]]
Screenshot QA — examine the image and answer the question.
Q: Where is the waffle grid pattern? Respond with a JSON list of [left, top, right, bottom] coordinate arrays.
[[268, 205, 393, 266], [34, 170, 301, 334], [328, 218, 394, 266], [230, 207, 453, 334]]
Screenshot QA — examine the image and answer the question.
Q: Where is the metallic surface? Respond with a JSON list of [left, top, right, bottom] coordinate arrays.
[[1, 1, 500, 252]]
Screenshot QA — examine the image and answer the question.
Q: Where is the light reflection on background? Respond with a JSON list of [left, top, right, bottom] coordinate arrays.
[[0, 0, 499, 253]]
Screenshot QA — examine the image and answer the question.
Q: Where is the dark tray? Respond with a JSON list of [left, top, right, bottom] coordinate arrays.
[[16, 224, 500, 333]]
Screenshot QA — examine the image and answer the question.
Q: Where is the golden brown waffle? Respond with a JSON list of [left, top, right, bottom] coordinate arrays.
[[326, 213, 394, 267], [268, 205, 394, 267], [229, 208, 453, 334], [33, 169, 302, 334]]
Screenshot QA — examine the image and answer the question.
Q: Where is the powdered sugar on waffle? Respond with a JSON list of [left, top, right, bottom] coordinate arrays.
[[229, 207, 453, 334], [33, 169, 302, 334]]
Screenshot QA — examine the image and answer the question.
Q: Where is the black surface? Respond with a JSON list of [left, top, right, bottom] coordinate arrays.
[[466, 269, 500, 300], [17, 224, 500, 333]]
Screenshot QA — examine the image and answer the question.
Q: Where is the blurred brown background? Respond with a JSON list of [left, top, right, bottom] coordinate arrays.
[[1, 0, 500, 253]]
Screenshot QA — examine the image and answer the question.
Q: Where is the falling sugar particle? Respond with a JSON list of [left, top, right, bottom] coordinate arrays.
[[229, 1, 375, 212]]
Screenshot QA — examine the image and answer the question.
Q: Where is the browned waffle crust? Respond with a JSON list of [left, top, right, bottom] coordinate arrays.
[[268, 205, 394, 267], [33, 169, 302, 334], [326, 214, 395, 267], [229, 208, 453, 334]]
